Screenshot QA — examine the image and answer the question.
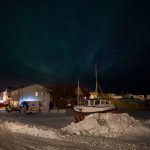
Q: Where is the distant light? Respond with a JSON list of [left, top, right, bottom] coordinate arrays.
[[3, 92, 7, 101], [0, 100, 4, 103], [35, 91, 38, 96]]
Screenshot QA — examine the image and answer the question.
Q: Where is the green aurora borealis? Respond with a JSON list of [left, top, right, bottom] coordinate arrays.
[[0, 0, 150, 92]]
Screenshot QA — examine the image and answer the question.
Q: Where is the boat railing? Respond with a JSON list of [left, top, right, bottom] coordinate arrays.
[[78, 98, 111, 106]]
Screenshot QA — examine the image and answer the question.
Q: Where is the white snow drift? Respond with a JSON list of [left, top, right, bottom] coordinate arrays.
[[0, 113, 149, 140], [143, 119, 150, 126], [62, 113, 149, 137], [0, 120, 62, 139]]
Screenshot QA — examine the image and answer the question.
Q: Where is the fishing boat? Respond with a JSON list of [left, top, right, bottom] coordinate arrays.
[[73, 67, 117, 122]]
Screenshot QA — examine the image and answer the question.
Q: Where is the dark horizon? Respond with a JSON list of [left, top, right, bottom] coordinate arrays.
[[0, 0, 150, 94]]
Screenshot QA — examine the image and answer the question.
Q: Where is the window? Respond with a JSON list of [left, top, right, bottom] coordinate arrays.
[[35, 91, 38, 96], [41, 92, 45, 96]]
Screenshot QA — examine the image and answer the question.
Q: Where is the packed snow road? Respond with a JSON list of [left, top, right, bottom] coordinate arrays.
[[0, 109, 150, 150], [0, 132, 149, 150]]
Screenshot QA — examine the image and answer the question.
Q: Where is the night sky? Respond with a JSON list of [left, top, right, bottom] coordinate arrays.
[[0, 0, 150, 93]]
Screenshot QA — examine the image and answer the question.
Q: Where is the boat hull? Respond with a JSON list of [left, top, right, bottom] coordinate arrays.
[[74, 104, 116, 113], [74, 105, 118, 122]]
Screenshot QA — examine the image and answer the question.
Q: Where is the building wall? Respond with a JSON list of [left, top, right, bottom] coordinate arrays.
[[104, 93, 115, 98], [146, 95, 150, 100], [1, 91, 11, 104], [89, 91, 97, 99], [111, 95, 123, 99], [11, 90, 20, 101], [11, 90, 20, 107], [10, 84, 50, 112], [133, 95, 145, 100], [19, 84, 50, 111]]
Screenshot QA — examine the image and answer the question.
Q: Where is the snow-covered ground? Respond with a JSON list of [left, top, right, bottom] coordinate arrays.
[[0, 109, 150, 150]]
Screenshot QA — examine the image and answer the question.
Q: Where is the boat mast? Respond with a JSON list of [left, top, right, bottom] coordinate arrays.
[[95, 64, 98, 98], [96, 65, 106, 99], [77, 77, 80, 105]]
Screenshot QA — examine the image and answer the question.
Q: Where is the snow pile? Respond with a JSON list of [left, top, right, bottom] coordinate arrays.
[[62, 113, 144, 137], [0, 120, 62, 139], [143, 119, 150, 126]]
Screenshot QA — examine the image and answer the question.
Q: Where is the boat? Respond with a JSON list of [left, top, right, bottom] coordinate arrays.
[[73, 66, 117, 122]]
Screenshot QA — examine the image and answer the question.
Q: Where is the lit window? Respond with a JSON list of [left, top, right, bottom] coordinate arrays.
[[35, 91, 38, 96], [41, 92, 45, 96]]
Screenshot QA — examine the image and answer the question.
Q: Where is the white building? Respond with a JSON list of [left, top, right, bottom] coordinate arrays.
[[89, 91, 98, 99], [11, 84, 51, 112], [146, 95, 150, 100], [133, 95, 145, 100]]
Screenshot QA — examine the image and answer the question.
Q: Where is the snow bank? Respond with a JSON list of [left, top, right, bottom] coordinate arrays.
[[143, 119, 150, 126], [62, 113, 145, 137], [0, 120, 62, 139]]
